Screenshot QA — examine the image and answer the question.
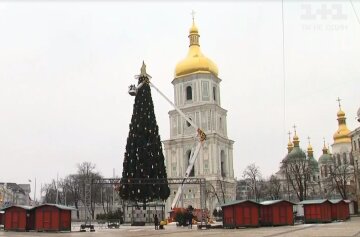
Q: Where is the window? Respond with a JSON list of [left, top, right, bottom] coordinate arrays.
[[186, 86, 192, 100], [337, 154, 341, 165], [201, 81, 209, 101], [343, 153, 347, 164], [186, 118, 192, 127], [213, 87, 216, 101], [350, 154, 354, 165], [325, 166, 328, 177], [354, 141, 357, 151], [221, 150, 226, 177]]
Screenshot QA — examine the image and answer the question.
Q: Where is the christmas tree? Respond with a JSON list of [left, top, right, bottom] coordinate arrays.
[[120, 62, 170, 206]]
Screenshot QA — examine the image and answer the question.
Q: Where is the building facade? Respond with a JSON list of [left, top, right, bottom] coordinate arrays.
[[0, 183, 31, 207], [350, 107, 360, 208], [163, 19, 236, 214]]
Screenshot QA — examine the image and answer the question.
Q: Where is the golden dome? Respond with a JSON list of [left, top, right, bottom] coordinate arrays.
[[307, 144, 313, 153], [293, 134, 300, 147], [174, 20, 218, 78], [337, 109, 345, 117], [322, 143, 328, 154], [333, 108, 351, 144]]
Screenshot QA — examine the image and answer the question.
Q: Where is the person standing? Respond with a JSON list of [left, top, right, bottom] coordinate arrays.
[[154, 214, 159, 230], [188, 211, 193, 229]]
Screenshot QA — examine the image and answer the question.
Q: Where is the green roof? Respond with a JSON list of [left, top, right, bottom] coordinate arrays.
[[329, 199, 351, 204], [220, 200, 259, 208], [260, 200, 295, 205], [318, 153, 332, 164], [38, 204, 77, 211], [0, 205, 34, 211], [298, 199, 329, 205], [286, 147, 307, 161], [308, 156, 319, 172]]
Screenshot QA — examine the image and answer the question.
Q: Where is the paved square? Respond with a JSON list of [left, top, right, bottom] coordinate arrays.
[[1, 217, 360, 237]]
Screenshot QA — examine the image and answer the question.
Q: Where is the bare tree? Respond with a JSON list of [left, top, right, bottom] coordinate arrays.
[[281, 154, 311, 201], [242, 163, 262, 201], [43, 162, 111, 220], [76, 162, 104, 219], [63, 174, 82, 219], [267, 175, 282, 200], [42, 179, 57, 203], [326, 158, 354, 199]]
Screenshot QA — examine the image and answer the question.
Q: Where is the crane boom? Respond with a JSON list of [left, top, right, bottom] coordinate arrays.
[[149, 82, 199, 131], [171, 142, 202, 209]]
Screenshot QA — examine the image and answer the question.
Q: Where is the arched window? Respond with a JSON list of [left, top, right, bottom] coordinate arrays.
[[325, 165, 328, 177], [186, 118, 192, 127], [221, 150, 226, 177], [213, 87, 216, 101], [186, 150, 195, 177], [186, 86, 192, 101]]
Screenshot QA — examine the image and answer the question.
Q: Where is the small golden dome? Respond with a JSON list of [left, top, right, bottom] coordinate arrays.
[[174, 21, 219, 78], [337, 109, 345, 117], [322, 143, 328, 154], [293, 134, 300, 147], [333, 108, 351, 144], [307, 144, 313, 152]]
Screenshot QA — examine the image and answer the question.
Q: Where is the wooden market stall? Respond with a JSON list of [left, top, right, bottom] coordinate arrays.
[[330, 199, 350, 221], [2, 205, 35, 231], [299, 199, 332, 223], [221, 200, 260, 228], [34, 204, 75, 232], [0, 210, 4, 227], [260, 200, 294, 226]]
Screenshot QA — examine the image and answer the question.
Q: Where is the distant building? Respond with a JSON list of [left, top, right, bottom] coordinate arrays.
[[236, 179, 251, 200], [0, 183, 31, 207], [350, 106, 360, 210]]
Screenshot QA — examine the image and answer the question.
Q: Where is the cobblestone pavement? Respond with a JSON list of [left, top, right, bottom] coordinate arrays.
[[1, 217, 360, 237]]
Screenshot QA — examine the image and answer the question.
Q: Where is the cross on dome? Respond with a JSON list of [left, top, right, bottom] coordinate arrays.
[[293, 124, 297, 135], [336, 97, 342, 109], [191, 10, 196, 23]]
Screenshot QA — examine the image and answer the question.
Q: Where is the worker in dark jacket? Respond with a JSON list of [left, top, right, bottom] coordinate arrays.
[[154, 214, 159, 230], [187, 211, 193, 229]]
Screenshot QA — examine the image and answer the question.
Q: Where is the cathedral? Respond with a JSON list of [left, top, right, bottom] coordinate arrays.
[[163, 18, 236, 213], [277, 100, 357, 202]]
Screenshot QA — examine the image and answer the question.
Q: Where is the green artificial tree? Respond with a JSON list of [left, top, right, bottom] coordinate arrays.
[[119, 62, 170, 207]]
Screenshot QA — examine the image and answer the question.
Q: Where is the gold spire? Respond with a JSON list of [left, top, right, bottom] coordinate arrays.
[[174, 14, 219, 78], [287, 131, 293, 153], [292, 125, 300, 147], [307, 136, 313, 157], [333, 97, 351, 144]]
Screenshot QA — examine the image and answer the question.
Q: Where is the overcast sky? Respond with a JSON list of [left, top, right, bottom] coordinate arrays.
[[0, 1, 359, 199]]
